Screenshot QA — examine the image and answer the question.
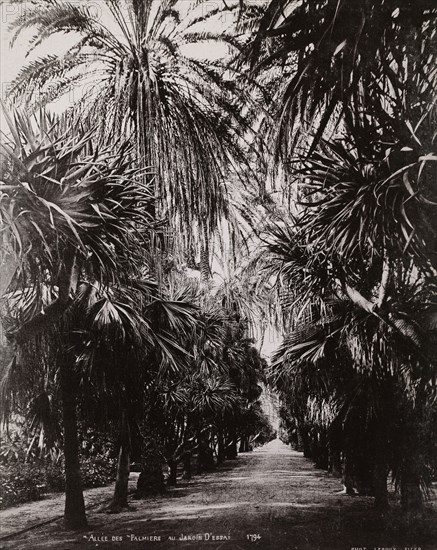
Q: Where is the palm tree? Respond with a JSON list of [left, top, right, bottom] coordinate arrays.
[[270, 306, 398, 508], [0, 106, 154, 528], [8, 0, 259, 272], [189, 374, 240, 473], [69, 277, 197, 512], [136, 271, 269, 483], [139, 282, 230, 482], [257, 208, 437, 511], [245, 5, 437, 508], [244, 0, 437, 152]]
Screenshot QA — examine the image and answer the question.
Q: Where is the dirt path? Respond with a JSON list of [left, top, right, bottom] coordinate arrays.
[[1, 439, 436, 550]]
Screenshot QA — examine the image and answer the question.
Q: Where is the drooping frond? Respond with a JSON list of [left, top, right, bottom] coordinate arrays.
[[242, 0, 437, 153], [6, 0, 263, 255]]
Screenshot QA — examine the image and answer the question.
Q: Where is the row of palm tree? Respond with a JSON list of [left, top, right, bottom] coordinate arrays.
[[246, 0, 437, 513], [1, 0, 436, 531], [0, 108, 272, 526], [0, 0, 271, 528]]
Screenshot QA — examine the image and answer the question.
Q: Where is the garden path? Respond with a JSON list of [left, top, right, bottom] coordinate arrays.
[[1, 439, 436, 550]]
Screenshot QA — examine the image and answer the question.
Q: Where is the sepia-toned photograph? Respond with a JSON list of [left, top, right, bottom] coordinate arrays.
[[0, 1, 436, 549]]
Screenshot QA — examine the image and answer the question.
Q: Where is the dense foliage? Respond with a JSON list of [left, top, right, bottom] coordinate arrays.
[[247, 0, 437, 513], [0, 0, 436, 531]]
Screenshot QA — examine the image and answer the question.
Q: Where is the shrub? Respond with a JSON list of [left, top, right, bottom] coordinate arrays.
[[0, 463, 44, 509], [80, 455, 117, 488], [0, 453, 116, 509], [43, 463, 65, 492], [0, 426, 118, 508]]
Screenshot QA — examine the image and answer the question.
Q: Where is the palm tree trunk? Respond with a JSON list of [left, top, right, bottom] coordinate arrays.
[[226, 426, 238, 459], [330, 450, 342, 478], [197, 430, 214, 473], [239, 436, 249, 453], [107, 410, 131, 512], [200, 223, 211, 282], [181, 450, 192, 480], [295, 424, 304, 452], [401, 470, 423, 512], [301, 428, 311, 458], [136, 429, 165, 498], [167, 458, 178, 485], [217, 429, 226, 464], [373, 461, 389, 511], [314, 429, 329, 470], [60, 361, 87, 530], [226, 440, 238, 459], [342, 454, 355, 495]]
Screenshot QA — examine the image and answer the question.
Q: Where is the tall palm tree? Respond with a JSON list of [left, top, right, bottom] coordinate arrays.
[[0, 106, 154, 528], [8, 0, 259, 269]]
